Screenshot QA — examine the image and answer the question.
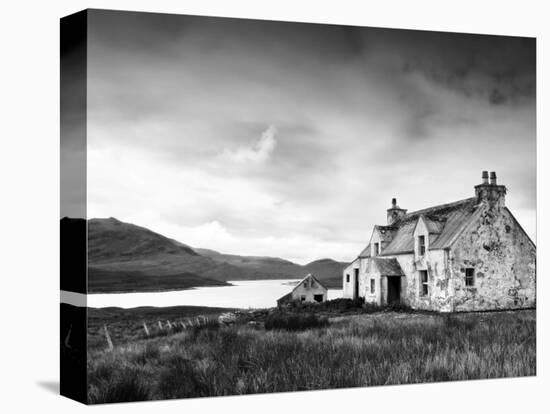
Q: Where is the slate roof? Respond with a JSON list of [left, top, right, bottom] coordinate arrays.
[[358, 243, 371, 258], [421, 216, 446, 234], [379, 197, 480, 256], [374, 225, 398, 242], [372, 257, 404, 276]]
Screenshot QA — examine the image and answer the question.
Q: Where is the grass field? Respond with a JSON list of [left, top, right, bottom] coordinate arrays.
[[88, 305, 236, 350], [86, 307, 536, 404]]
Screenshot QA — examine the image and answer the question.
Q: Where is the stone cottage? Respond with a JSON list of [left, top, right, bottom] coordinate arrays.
[[343, 171, 536, 312], [277, 274, 328, 306]]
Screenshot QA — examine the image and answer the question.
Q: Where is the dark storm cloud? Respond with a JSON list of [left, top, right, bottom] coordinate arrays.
[[85, 10, 536, 262], [371, 29, 536, 105]]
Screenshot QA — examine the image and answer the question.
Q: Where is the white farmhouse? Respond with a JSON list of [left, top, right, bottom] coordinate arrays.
[[343, 171, 536, 312]]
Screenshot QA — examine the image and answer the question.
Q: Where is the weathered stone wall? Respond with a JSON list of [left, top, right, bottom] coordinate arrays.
[[374, 251, 453, 311], [407, 250, 454, 312], [342, 259, 360, 298], [450, 206, 536, 311], [361, 259, 381, 305]]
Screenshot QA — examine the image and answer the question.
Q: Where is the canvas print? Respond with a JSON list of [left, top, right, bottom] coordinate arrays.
[[60, 9, 536, 405]]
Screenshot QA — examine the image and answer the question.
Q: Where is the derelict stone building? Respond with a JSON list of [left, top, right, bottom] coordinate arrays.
[[343, 171, 536, 312], [278, 274, 328, 306]]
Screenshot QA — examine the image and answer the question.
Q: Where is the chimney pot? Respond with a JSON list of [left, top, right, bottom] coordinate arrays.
[[392, 198, 397, 207], [482, 171, 489, 184], [490, 171, 497, 185]]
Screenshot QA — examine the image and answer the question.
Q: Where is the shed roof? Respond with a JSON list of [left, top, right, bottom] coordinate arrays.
[[372, 257, 404, 276], [276, 292, 293, 304]]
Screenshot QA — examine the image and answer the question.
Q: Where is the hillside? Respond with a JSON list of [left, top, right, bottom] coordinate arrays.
[[303, 258, 348, 288], [194, 248, 302, 279], [87, 268, 228, 293], [87, 218, 244, 292], [88, 218, 198, 261], [83, 218, 347, 292], [196, 248, 347, 287]]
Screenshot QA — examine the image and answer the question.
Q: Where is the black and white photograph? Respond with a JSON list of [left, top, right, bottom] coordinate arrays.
[[57, 8, 539, 404], [2, 1, 548, 413]]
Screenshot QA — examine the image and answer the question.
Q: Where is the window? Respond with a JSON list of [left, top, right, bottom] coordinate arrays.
[[465, 268, 475, 287], [370, 279, 375, 294], [300, 295, 306, 302], [346, 274, 350, 283], [314, 294, 323, 302], [418, 235, 426, 256], [420, 270, 428, 296], [373, 242, 379, 256]]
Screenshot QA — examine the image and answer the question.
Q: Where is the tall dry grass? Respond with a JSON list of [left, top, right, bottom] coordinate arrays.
[[87, 310, 535, 403]]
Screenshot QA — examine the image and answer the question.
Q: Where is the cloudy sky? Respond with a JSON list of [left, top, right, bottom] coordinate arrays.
[[84, 10, 536, 264]]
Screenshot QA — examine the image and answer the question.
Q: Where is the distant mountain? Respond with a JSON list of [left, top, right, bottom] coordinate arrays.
[[195, 249, 347, 288], [194, 248, 302, 279], [88, 218, 235, 292], [83, 218, 348, 292], [303, 258, 348, 288], [88, 217, 198, 261]]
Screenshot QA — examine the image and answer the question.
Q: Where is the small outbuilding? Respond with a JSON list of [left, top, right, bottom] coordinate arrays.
[[277, 274, 328, 307]]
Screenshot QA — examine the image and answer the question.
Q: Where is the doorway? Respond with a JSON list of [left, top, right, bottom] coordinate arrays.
[[353, 268, 359, 299], [387, 276, 401, 305]]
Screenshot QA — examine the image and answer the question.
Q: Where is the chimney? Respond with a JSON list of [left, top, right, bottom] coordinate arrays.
[[474, 170, 506, 208], [387, 197, 407, 225]]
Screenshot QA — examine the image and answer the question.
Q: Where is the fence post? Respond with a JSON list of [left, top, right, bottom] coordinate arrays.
[[166, 320, 172, 330], [158, 320, 163, 330], [143, 322, 150, 337], [103, 324, 114, 351], [64, 324, 72, 349], [180, 321, 186, 329]]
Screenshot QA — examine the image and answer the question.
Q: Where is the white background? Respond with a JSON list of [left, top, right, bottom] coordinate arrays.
[[0, 0, 548, 412]]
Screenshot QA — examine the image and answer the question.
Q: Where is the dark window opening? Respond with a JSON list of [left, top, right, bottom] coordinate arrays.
[[370, 279, 375, 294], [373, 242, 379, 256], [420, 270, 428, 296], [346, 274, 350, 283], [465, 268, 475, 287], [418, 235, 426, 256], [313, 294, 323, 302], [300, 295, 306, 302]]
